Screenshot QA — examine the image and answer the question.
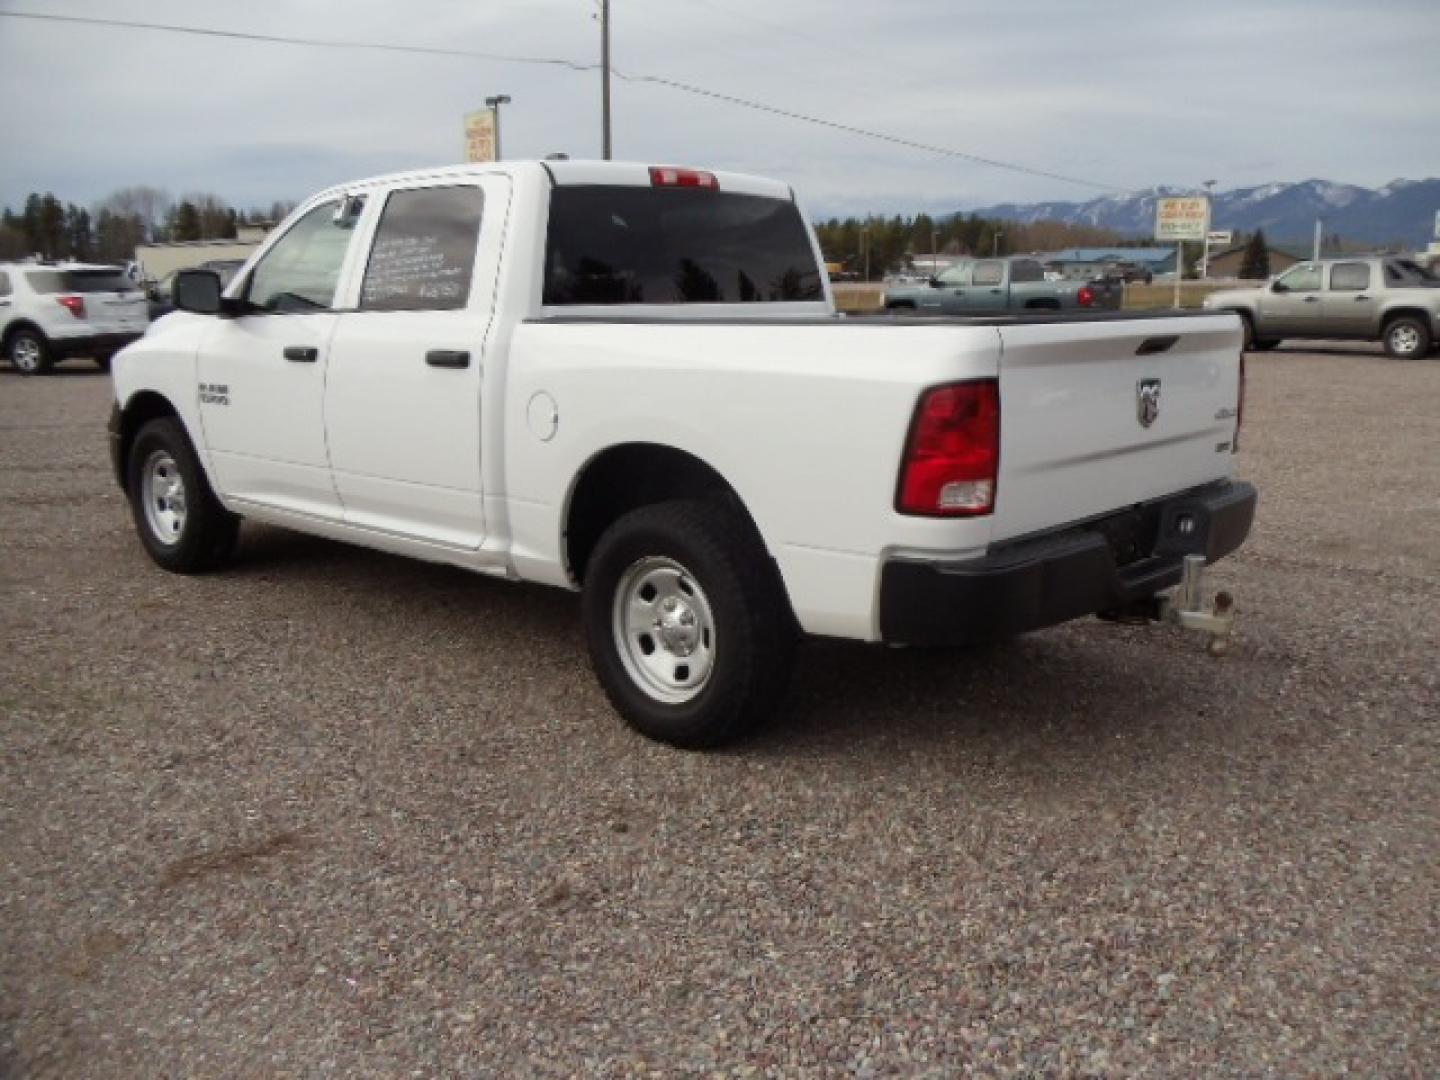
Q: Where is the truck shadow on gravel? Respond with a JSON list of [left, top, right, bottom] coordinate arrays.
[[219, 525, 1255, 759]]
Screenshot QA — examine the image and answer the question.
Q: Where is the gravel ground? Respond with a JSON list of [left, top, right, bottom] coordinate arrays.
[[1, 345, 1436, 1077]]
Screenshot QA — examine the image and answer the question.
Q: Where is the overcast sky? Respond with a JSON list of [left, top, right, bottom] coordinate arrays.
[[2, 0, 1437, 218]]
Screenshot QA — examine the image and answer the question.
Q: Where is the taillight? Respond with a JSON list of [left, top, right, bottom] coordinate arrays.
[[56, 295, 86, 319], [1234, 352, 1246, 452], [649, 166, 719, 190], [897, 379, 1000, 516], [1077, 286, 1096, 307]]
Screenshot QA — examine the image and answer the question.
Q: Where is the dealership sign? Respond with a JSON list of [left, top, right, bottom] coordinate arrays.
[[464, 109, 497, 163], [1155, 197, 1210, 242], [1207, 230, 1233, 247]]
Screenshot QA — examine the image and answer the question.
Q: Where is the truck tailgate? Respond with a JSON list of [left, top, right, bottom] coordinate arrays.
[[992, 314, 1242, 542]]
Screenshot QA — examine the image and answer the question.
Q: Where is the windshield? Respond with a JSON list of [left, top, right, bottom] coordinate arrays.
[[25, 269, 138, 294]]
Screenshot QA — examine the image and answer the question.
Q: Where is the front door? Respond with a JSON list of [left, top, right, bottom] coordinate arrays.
[[963, 259, 1009, 312], [196, 198, 366, 518], [324, 177, 506, 549], [1322, 261, 1378, 338], [1257, 262, 1324, 336]]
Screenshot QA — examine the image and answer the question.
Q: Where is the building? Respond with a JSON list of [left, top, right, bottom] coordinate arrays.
[[1041, 247, 1179, 279], [1203, 243, 1306, 280], [134, 223, 273, 283]]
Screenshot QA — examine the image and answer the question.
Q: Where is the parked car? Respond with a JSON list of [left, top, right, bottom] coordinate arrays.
[[1203, 256, 1440, 357], [147, 259, 247, 320], [1, 262, 148, 374], [884, 256, 1122, 314], [108, 160, 1253, 748]]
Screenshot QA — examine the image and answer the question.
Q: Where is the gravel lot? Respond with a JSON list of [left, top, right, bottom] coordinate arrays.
[[2, 344, 1436, 1077]]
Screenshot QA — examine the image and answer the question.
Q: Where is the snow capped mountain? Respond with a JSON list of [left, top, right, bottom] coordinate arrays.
[[965, 178, 1440, 247]]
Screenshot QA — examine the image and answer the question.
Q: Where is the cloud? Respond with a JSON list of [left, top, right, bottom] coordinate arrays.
[[2, 0, 1436, 216]]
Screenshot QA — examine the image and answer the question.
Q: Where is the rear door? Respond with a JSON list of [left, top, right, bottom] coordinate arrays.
[[323, 176, 506, 549], [991, 315, 1242, 542], [1322, 261, 1377, 337]]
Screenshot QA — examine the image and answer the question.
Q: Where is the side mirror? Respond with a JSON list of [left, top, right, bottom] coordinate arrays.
[[173, 269, 223, 315], [928, 276, 942, 288], [1270, 281, 1289, 294]]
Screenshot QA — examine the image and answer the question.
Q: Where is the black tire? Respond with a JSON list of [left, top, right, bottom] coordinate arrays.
[[126, 417, 239, 573], [1237, 313, 1280, 352], [6, 328, 52, 375], [1382, 315, 1432, 360], [581, 499, 796, 749]]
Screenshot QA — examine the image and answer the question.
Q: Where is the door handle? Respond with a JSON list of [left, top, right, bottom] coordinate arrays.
[[1303, 296, 1319, 303], [1355, 295, 1371, 301], [425, 349, 470, 368], [283, 345, 318, 363]]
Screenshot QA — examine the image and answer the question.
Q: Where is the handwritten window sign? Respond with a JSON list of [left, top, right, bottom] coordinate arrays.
[[360, 186, 485, 312]]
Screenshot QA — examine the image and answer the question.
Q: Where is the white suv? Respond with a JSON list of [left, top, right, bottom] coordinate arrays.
[[0, 262, 149, 374]]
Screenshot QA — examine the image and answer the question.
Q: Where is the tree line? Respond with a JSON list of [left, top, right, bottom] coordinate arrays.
[[0, 186, 297, 263], [812, 212, 1134, 279]]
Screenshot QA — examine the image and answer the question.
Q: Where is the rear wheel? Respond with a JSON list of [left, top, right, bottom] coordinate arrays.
[[1383, 315, 1431, 359], [582, 500, 795, 749], [7, 329, 52, 375], [127, 417, 239, 573]]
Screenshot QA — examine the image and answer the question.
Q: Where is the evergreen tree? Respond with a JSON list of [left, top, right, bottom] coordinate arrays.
[[1238, 229, 1270, 280]]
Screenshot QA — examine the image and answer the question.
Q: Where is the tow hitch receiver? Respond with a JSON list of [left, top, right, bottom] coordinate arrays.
[[1158, 554, 1235, 656]]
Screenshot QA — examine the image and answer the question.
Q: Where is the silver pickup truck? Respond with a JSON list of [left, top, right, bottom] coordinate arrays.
[[884, 256, 1122, 314], [1204, 256, 1440, 358]]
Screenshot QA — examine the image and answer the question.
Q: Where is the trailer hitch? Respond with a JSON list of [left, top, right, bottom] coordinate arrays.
[[1157, 554, 1235, 656]]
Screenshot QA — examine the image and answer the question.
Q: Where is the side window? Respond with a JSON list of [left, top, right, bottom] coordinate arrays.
[[1329, 262, 1370, 291], [360, 186, 485, 312], [245, 200, 360, 313], [1010, 259, 1044, 283], [936, 264, 970, 286], [973, 261, 1004, 287], [1277, 263, 1321, 292], [0, 272, 10, 298]]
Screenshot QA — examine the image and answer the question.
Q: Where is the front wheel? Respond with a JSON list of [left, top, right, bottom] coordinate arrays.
[[582, 500, 796, 749], [127, 417, 239, 573], [1383, 315, 1432, 359]]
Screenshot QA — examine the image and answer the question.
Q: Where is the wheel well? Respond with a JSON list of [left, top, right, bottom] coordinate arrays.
[[2, 320, 46, 349], [1382, 308, 1431, 331], [565, 443, 761, 585], [116, 392, 180, 493]]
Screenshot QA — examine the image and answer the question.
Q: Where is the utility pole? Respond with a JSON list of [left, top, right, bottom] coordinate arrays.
[[1200, 179, 1217, 279], [485, 94, 511, 160], [1313, 217, 1323, 261], [601, 0, 612, 159]]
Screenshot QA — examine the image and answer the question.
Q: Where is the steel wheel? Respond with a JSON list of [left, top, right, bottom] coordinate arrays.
[[11, 334, 44, 373], [140, 449, 188, 546], [612, 555, 717, 704]]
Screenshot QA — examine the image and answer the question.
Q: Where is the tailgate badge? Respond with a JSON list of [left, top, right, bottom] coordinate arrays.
[[1136, 378, 1161, 428]]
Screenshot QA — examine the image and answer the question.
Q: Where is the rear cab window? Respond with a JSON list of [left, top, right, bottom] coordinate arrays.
[[1384, 259, 1439, 287], [543, 185, 823, 306]]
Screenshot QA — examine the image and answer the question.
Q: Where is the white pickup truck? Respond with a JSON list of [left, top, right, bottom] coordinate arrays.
[[109, 160, 1256, 747]]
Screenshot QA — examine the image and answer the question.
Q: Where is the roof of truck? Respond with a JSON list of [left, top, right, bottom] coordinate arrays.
[[314, 160, 794, 203]]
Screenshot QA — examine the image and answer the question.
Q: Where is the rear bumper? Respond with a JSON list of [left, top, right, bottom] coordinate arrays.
[[52, 331, 143, 357], [879, 480, 1257, 646]]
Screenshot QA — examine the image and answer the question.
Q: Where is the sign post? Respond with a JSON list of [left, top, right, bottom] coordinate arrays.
[[464, 109, 497, 164], [1156, 197, 1210, 307]]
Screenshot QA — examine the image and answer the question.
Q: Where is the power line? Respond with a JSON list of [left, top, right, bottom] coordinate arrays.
[[0, 8, 1133, 194]]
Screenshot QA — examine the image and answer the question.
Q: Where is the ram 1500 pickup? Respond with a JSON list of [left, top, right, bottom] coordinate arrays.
[[108, 160, 1256, 748]]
